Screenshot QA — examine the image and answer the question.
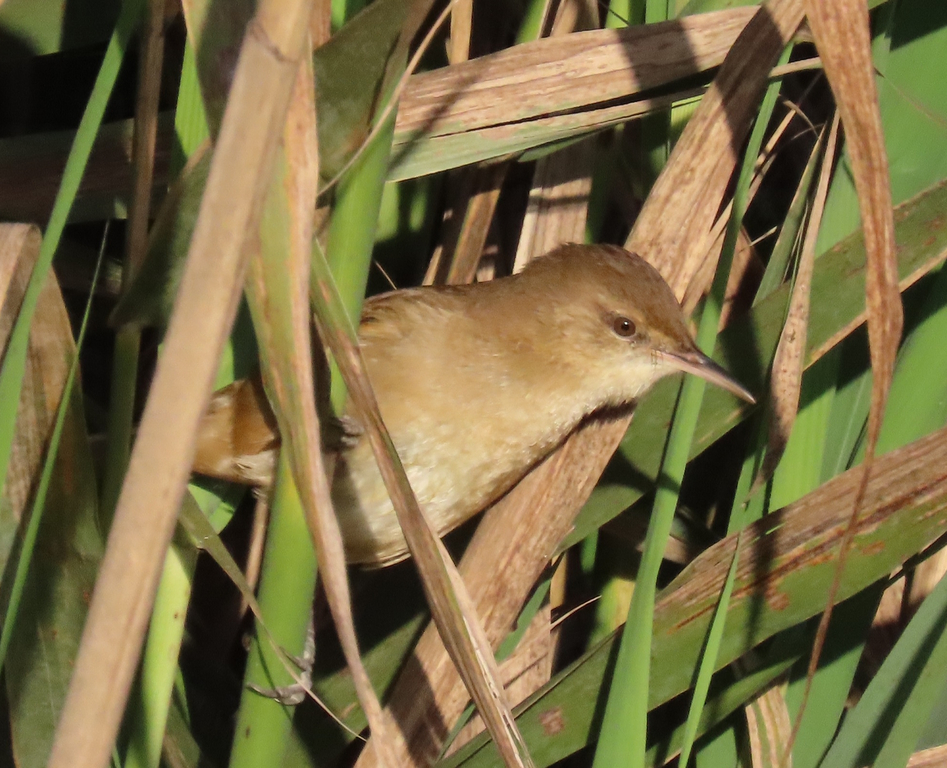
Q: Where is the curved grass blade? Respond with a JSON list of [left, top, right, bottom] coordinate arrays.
[[819, 569, 947, 768]]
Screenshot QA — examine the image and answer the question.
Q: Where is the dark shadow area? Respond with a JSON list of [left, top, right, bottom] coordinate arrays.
[[889, 0, 947, 51]]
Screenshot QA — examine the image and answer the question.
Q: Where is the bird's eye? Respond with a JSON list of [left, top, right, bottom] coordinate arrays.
[[613, 316, 636, 337]]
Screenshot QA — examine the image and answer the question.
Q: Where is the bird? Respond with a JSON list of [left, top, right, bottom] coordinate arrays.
[[192, 243, 754, 566]]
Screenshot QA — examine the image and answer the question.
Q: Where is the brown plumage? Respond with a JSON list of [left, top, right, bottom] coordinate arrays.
[[193, 244, 753, 565]]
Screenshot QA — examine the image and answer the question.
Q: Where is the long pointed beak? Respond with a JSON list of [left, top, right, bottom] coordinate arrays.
[[655, 349, 756, 404]]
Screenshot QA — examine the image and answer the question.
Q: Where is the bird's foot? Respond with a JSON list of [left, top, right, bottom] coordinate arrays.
[[322, 414, 363, 451], [247, 610, 316, 706]]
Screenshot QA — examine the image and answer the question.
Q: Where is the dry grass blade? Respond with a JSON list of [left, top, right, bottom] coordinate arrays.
[[513, 138, 594, 271], [46, 2, 316, 766], [908, 745, 947, 767], [448, 0, 472, 64], [513, 3, 594, 269], [425, 164, 508, 286], [759, 115, 838, 484], [125, 0, 165, 278], [243, 55, 401, 763], [744, 679, 794, 768], [447, 606, 556, 756], [443, 167, 505, 285], [421, 0, 503, 288], [311, 249, 534, 768], [0, 9, 761, 221], [906, 549, 947, 618], [682, 96, 810, 315], [805, 0, 902, 453], [788, 2, 904, 758], [0, 226, 42, 381]]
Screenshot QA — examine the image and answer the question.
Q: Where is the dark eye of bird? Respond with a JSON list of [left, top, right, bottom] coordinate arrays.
[[613, 316, 636, 337]]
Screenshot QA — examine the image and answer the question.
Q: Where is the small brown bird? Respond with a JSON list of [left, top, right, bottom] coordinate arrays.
[[193, 244, 753, 566]]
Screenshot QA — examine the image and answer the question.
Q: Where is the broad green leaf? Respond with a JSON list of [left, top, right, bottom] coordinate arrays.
[[448, 423, 947, 768]]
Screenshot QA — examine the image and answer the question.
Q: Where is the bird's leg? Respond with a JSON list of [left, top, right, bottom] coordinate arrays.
[[247, 600, 316, 705], [249, 335, 354, 705]]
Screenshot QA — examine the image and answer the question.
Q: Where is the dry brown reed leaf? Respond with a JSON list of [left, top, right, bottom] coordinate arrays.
[[47, 3, 317, 766], [682, 97, 808, 316], [126, 0, 165, 279], [513, 3, 595, 270], [681, 140, 778, 318], [0, 234, 102, 768], [866, 545, 947, 682], [550, 0, 597, 36], [805, 1, 902, 456], [0, 115, 176, 225], [244, 53, 403, 762], [862, 575, 903, 680], [447, 605, 554, 756], [309, 0, 332, 49], [627, 0, 805, 293], [0, 225, 41, 380], [789, 2, 903, 758], [395, 8, 756, 148], [0, 224, 56, 521], [354, 3, 804, 764], [448, 0, 473, 64], [906, 549, 947, 619], [513, 137, 595, 271], [908, 744, 947, 767], [444, 167, 507, 284], [744, 679, 794, 768], [424, 0, 593, 286], [425, 164, 508, 286], [760, 114, 838, 485]]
